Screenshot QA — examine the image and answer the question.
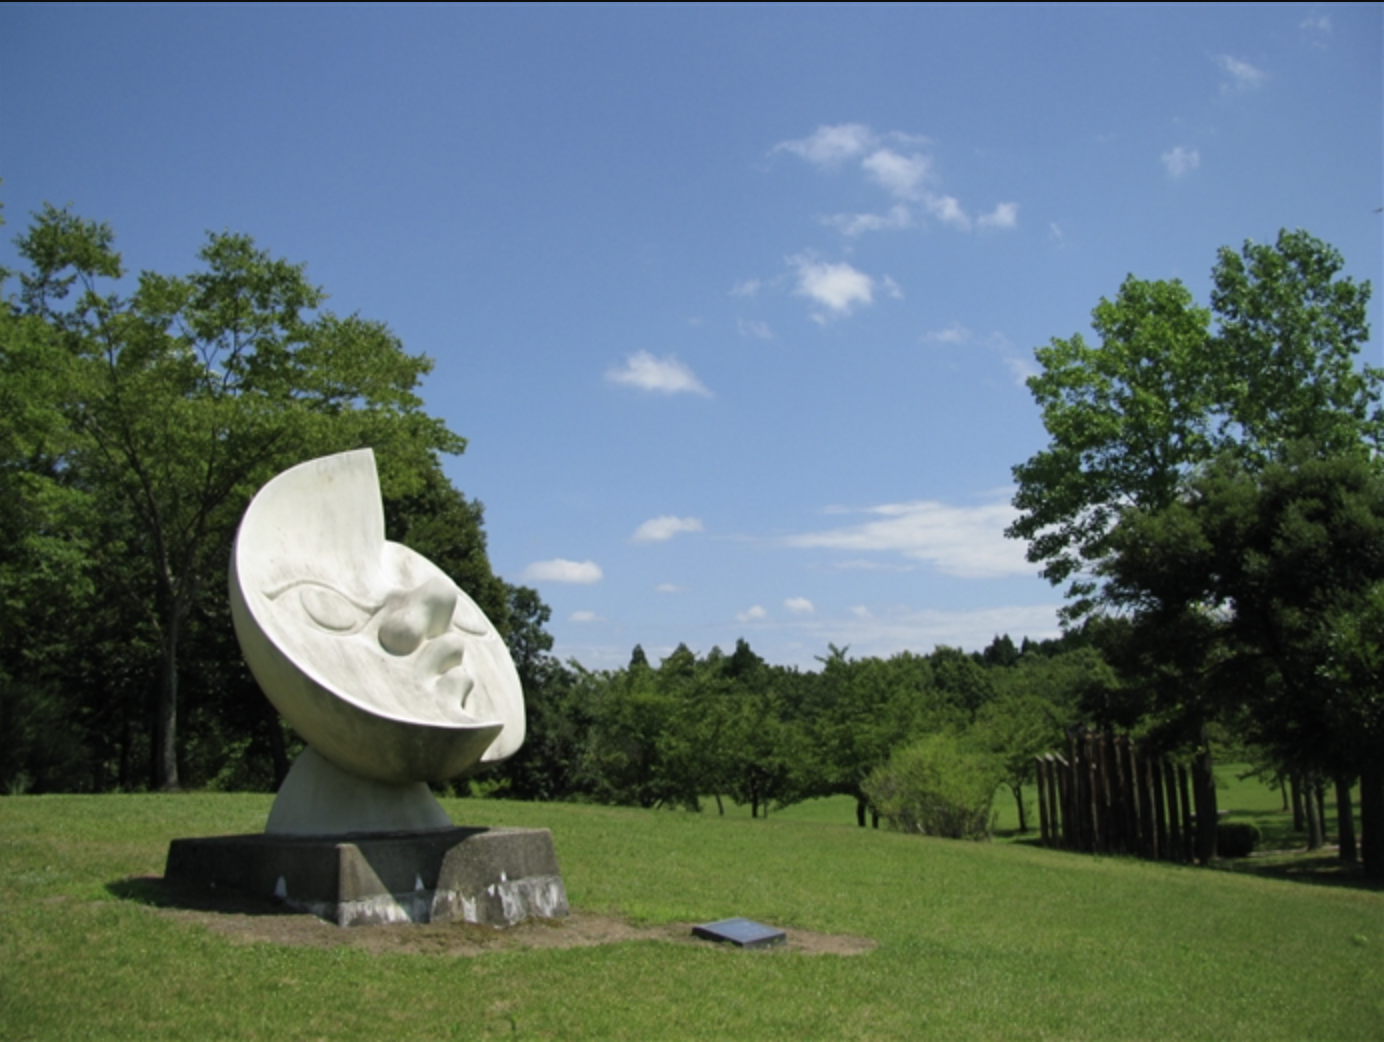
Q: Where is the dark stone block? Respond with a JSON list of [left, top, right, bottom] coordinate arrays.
[[692, 917, 787, 949], [165, 826, 567, 927]]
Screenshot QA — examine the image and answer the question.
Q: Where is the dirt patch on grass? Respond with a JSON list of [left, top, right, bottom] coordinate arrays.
[[122, 878, 875, 957]]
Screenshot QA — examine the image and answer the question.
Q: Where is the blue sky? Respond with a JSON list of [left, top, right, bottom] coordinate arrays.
[[3, 3, 1380, 670]]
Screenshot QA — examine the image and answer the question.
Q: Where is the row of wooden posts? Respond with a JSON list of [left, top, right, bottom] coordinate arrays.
[[1034, 729, 1219, 864]]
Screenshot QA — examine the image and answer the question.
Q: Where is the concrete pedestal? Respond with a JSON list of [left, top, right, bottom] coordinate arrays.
[[165, 826, 567, 927]]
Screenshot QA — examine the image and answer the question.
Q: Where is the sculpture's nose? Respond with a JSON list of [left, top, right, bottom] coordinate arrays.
[[377, 576, 458, 656]]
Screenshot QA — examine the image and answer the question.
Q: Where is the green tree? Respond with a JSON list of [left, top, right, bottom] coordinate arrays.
[[1101, 450, 1384, 877], [1008, 230, 1380, 622], [7, 205, 465, 790], [863, 731, 1002, 840]]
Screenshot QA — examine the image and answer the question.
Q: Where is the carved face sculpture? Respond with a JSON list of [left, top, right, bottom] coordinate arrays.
[[229, 450, 524, 784]]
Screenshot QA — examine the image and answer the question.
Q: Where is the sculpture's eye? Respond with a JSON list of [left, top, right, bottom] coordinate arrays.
[[298, 584, 373, 633]]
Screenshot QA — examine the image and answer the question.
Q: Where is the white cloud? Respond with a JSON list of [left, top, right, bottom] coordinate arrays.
[[793, 603, 1062, 660], [606, 351, 711, 396], [862, 148, 932, 200], [1300, 13, 1331, 47], [774, 123, 876, 166], [825, 204, 914, 237], [1217, 54, 1266, 92], [570, 610, 604, 623], [736, 605, 767, 622], [784, 498, 1031, 578], [777, 124, 1014, 240], [784, 597, 815, 615], [1161, 146, 1201, 179], [924, 192, 970, 229], [521, 559, 604, 584], [922, 322, 973, 345], [789, 254, 875, 318], [731, 278, 760, 297], [631, 515, 704, 544], [737, 318, 774, 341], [655, 583, 686, 594], [977, 202, 1018, 230], [1005, 355, 1040, 386]]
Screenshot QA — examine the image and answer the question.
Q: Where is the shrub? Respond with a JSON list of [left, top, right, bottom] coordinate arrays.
[[1217, 821, 1260, 858], [863, 732, 1002, 840]]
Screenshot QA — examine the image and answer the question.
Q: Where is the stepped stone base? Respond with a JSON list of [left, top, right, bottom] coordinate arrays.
[[165, 826, 567, 927]]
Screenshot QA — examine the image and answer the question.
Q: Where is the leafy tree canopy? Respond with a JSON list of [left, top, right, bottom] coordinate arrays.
[[1008, 230, 1379, 621]]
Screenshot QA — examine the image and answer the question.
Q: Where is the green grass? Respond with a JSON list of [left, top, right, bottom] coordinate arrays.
[[2, 786, 1381, 1039]]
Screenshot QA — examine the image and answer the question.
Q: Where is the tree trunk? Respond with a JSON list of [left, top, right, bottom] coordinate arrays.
[[1193, 745, 1218, 864], [714, 793, 724, 816], [1290, 773, 1304, 831], [1304, 777, 1323, 850], [155, 616, 181, 792], [856, 795, 867, 827], [1012, 784, 1028, 832], [1314, 782, 1328, 848], [1334, 775, 1357, 864], [1359, 760, 1384, 882]]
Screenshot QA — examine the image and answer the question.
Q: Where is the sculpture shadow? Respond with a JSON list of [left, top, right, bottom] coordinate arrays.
[[106, 874, 293, 917]]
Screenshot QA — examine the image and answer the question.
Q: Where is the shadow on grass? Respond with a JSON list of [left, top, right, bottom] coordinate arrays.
[[994, 823, 1383, 892], [106, 875, 294, 917], [1211, 851, 1383, 892]]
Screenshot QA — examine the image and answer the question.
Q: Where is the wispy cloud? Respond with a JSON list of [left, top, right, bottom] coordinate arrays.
[[787, 603, 1062, 660], [631, 515, 704, 544], [977, 202, 1019, 230], [1217, 54, 1266, 93], [570, 610, 605, 623], [1005, 356, 1040, 386], [784, 597, 815, 615], [789, 254, 877, 319], [521, 559, 604, 584], [784, 497, 1031, 578], [736, 604, 767, 622], [737, 318, 774, 341], [824, 205, 914, 237], [922, 322, 974, 345], [1161, 145, 1201, 179], [606, 351, 711, 396], [862, 148, 932, 200], [1300, 12, 1331, 47], [775, 124, 1015, 237], [924, 193, 970, 229], [731, 278, 761, 297], [655, 583, 686, 594], [773, 123, 877, 166]]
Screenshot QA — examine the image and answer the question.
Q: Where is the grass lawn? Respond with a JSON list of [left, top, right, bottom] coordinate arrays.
[[2, 780, 1381, 1039]]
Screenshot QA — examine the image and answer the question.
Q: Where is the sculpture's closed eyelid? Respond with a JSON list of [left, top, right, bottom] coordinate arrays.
[[265, 580, 379, 634]]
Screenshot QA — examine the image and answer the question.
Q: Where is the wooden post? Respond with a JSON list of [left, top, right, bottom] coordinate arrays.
[[1163, 760, 1182, 863], [1193, 744, 1218, 864], [1177, 763, 1195, 863], [1150, 755, 1167, 861]]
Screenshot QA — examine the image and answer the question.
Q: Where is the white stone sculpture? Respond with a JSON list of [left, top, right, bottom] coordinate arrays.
[[229, 449, 524, 835]]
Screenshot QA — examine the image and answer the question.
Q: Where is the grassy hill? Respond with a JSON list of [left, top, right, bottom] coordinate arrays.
[[2, 786, 1380, 1038]]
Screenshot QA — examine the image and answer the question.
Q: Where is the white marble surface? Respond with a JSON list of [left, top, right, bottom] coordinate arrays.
[[230, 449, 525, 788]]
